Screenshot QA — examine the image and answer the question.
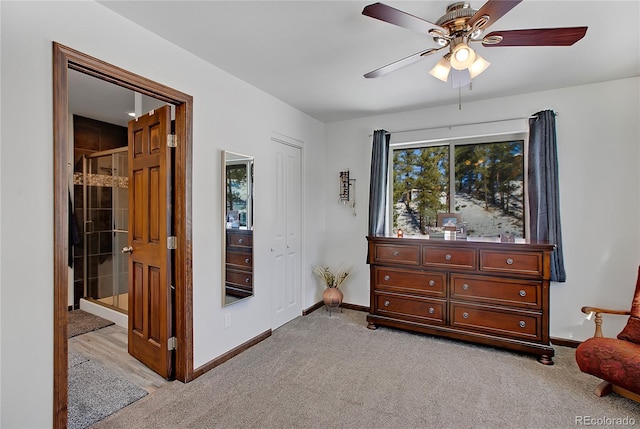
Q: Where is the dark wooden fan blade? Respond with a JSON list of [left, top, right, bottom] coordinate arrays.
[[364, 48, 441, 78], [482, 27, 588, 47], [468, 0, 522, 30], [362, 2, 446, 35]]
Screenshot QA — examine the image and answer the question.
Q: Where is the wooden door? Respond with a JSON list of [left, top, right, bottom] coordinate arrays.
[[127, 105, 173, 378], [271, 140, 302, 329]]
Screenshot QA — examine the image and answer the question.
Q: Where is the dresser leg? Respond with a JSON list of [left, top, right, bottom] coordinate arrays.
[[537, 354, 554, 365], [367, 321, 377, 330]]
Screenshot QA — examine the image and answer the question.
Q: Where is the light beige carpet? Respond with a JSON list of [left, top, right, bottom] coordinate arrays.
[[93, 309, 640, 429]]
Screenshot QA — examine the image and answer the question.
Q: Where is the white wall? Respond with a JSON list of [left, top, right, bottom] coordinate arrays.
[[325, 77, 640, 341], [0, 1, 325, 427]]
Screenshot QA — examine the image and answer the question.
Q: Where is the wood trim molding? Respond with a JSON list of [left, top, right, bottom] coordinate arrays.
[[52, 42, 194, 428], [174, 99, 195, 383], [302, 301, 325, 315], [303, 301, 370, 316], [340, 302, 370, 313], [52, 42, 69, 429], [193, 330, 272, 379]]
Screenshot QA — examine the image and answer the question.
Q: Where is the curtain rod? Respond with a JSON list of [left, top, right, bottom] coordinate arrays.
[[370, 112, 559, 137]]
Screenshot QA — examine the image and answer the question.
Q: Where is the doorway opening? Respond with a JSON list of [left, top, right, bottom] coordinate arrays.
[[81, 147, 129, 315], [53, 42, 194, 429]]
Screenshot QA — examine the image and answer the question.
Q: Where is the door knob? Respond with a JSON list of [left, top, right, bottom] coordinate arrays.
[[121, 246, 133, 254]]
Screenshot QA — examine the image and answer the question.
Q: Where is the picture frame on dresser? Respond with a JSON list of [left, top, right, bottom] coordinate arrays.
[[437, 213, 461, 228]]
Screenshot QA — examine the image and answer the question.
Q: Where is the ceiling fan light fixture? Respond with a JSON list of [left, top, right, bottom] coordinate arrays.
[[469, 28, 483, 40], [468, 53, 490, 79], [450, 42, 476, 70], [429, 28, 449, 47], [435, 37, 449, 47], [429, 55, 452, 82]]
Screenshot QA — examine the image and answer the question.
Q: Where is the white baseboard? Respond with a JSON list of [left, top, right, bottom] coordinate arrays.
[[79, 298, 128, 328]]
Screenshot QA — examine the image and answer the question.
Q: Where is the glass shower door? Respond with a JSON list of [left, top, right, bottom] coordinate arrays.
[[83, 148, 129, 313]]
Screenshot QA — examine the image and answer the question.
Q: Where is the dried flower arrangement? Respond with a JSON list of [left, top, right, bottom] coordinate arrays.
[[311, 265, 352, 289]]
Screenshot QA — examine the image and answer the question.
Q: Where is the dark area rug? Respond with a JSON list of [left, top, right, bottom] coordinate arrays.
[[68, 309, 114, 338], [68, 352, 148, 429]]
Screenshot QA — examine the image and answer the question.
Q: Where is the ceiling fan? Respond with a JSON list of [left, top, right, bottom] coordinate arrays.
[[362, 0, 587, 87]]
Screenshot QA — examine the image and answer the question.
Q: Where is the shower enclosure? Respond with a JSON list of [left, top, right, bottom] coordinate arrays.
[[82, 148, 129, 313]]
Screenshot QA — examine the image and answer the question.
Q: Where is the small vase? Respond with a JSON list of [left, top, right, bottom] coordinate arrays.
[[323, 287, 343, 315]]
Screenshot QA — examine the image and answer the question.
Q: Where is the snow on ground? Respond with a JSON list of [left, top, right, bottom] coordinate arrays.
[[395, 192, 523, 238]]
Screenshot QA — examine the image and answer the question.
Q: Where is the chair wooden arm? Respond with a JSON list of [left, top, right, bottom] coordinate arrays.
[[581, 306, 631, 316], [581, 306, 631, 338]]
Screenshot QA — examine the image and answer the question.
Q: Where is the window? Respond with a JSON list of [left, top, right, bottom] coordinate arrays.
[[391, 137, 525, 238], [226, 160, 254, 229]]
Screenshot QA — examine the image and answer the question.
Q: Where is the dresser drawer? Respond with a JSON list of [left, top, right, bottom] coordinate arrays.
[[226, 250, 252, 269], [225, 268, 253, 289], [373, 244, 420, 266], [480, 250, 543, 277], [450, 303, 541, 341], [375, 292, 446, 324], [450, 275, 541, 309], [423, 246, 476, 271], [375, 267, 445, 297], [227, 230, 253, 248]]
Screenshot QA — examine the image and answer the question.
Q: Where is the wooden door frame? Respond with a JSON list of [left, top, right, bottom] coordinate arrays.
[[52, 42, 194, 429]]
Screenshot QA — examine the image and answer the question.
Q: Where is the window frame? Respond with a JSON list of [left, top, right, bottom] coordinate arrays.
[[388, 131, 529, 238]]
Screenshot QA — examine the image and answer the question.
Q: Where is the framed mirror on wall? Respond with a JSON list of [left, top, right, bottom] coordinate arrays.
[[222, 151, 254, 306]]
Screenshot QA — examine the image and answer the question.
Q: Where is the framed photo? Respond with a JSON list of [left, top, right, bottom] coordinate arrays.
[[437, 213, 461, 229]]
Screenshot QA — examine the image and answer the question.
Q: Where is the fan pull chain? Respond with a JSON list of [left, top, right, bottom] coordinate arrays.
[[458, 81, 472, 110]]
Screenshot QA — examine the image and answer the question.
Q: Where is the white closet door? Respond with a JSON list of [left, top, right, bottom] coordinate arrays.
[[271, 140, 302, 329]]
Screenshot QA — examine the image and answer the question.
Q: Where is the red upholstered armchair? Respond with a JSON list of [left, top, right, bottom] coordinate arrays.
[[575, 266, 640, 402]]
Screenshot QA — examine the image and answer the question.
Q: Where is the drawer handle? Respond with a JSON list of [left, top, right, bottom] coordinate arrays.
[[445, 254, 452, 261], [384, 275, 390, 281], [384, 300, 390, 307], [519, 321, 526, 328], [428, 307, 435, 314], [462, 283, 469, 291], [245, 277, 251, 283], [238, 238, 243, 244], [462, 312, 469, 319], [428, 280, 435, 286], [245, 258, 251, 264], [506, 257, 514, 265], [393, 251, 399, 256], [519, 290, 526, 297]]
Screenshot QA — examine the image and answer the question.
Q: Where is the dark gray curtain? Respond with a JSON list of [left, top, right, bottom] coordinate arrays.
[[528, 110, 566, 282], [368, 130, 390, 236]]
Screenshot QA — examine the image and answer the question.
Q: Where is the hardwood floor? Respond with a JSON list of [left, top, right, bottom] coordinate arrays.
[[69, 324, 172, 394]]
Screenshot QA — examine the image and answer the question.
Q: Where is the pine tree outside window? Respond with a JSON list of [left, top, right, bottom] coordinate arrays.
[[391, 137, 525, 238]]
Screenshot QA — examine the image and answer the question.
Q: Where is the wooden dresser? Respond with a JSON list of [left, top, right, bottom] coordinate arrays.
[[367, 236, 556, 364], [225, 229, 253, 298]]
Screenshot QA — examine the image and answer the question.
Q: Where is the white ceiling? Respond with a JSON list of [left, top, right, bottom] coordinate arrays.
[[69, 69, 135, 127], [69, 69, 168, 127], [92, 0, 639, 124]]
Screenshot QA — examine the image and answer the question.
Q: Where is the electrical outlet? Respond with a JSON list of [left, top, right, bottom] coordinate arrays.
[[224, 313, 231, 328]]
